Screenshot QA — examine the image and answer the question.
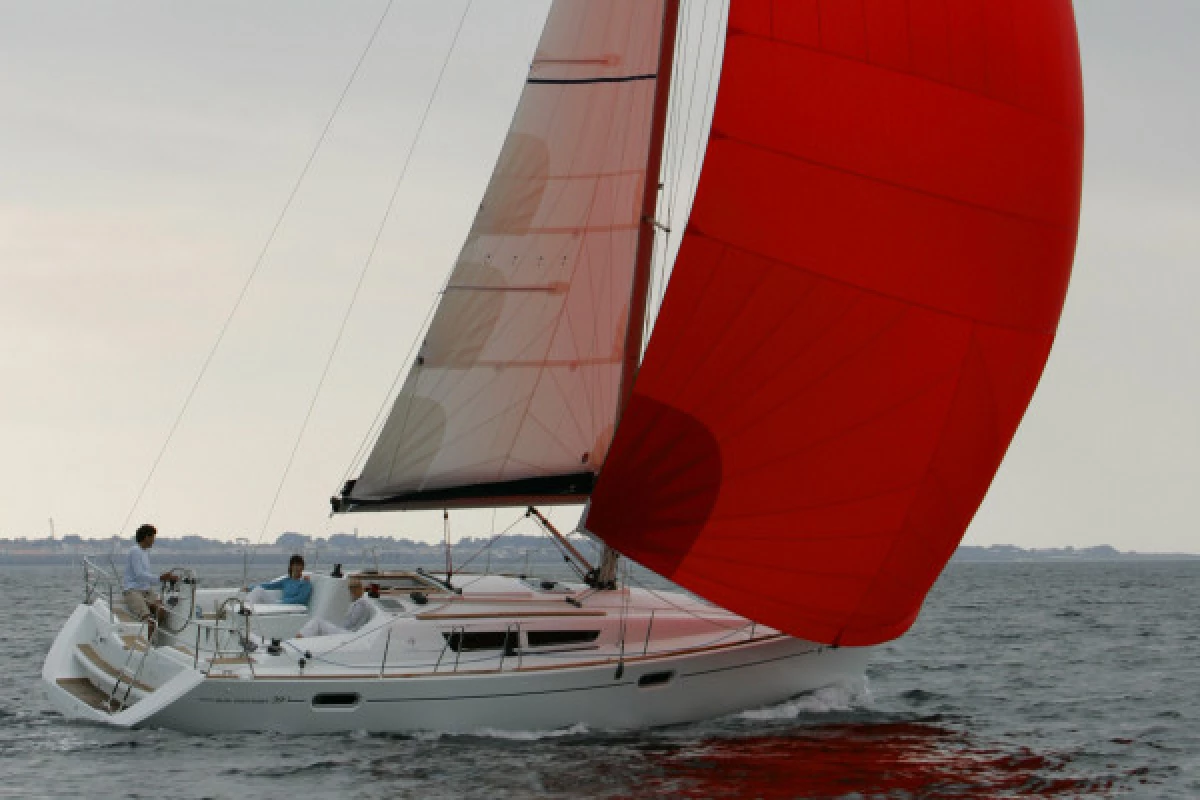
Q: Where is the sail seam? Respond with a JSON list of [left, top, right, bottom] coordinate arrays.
[[830, 326, 980, 644], [542, 360, 595, 458], [619, 291, 879, 487], [715, 357, 962, 467], [703, 528, 905, 545], [709, 133, 1077, 232], [674, 549, 878, 582], [686, 231, 1065, 336], [727, 29, 1080, 133]]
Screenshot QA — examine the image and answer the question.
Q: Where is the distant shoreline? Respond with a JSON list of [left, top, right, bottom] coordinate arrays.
[[0, 538, 1196, 567], [951, 544, 1200, 562]]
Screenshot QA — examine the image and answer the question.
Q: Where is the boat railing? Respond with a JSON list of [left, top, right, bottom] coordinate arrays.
[[200, 595, 259, 673], [159, 594, 263, 675], [81, 556, 120, 616], [432, 626, 450, 673], [642, 610, 655, 656], [378, 625, 392, 677], [451, 625, 464, 673], [498, 622, 523, 672]]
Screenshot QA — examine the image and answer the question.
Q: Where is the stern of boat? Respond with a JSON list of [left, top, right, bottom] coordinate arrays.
[[42, 594, 205, 728]]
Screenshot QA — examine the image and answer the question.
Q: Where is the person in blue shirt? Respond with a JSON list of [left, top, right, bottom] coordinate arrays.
[[245, 554, 312, 606], [121, 523, 177, 628]]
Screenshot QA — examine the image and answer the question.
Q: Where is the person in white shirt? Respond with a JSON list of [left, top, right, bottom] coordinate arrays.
[[297, 576, 372, 637], [121, 524, 176, 627]]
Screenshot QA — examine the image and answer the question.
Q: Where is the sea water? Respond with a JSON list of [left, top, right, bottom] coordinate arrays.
[[1, 560, 1196, 798]]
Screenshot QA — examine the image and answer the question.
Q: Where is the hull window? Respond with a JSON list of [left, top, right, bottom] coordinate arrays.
[[311, 693, 361, 708], [637, 671, 674, 688]]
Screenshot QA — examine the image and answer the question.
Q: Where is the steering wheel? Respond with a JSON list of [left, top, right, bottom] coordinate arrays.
[[158, 570, 195, 634]]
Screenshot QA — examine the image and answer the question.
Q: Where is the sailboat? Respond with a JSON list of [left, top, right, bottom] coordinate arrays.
[[42, 0, 1084, 733]]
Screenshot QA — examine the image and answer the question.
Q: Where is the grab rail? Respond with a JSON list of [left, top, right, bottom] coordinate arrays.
[[498, 622, 522, 672], [82, 557, 119, 606], [432, 625, 461, 674], [379, 626, 392, 677]]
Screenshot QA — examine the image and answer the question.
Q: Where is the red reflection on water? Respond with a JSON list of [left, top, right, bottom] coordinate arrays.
[[633, 723, 1111, 799]]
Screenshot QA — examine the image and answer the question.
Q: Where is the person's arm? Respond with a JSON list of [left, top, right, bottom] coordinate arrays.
[[258, 577, 285, 591]]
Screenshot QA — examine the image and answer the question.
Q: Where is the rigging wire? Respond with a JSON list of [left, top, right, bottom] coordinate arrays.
[[621, 567, 746, 632], [254, 0, 477, 547], [114, 0, 397, 538], [614, 558, 633, 677], [452, 511, 526, 575], [337, 299, 438, 487]]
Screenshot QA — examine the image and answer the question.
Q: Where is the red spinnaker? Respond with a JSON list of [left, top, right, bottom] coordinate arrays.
[[588, 0, 1085, 646]]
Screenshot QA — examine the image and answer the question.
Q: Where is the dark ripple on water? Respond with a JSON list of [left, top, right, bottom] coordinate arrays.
[[2, 561, 1197, 798]]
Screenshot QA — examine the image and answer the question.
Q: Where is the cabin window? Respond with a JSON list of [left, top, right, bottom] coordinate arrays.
[[442, 631, 518, 653], [526, 630, 600, 647]]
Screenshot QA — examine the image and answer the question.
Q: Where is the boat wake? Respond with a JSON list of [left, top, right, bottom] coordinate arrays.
[[738, 679, 872, 721], [411, 722, 593, 742]]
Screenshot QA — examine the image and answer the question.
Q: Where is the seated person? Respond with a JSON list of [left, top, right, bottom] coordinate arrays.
[[245, 554, 312, 607], [297, 576, 370, 637]]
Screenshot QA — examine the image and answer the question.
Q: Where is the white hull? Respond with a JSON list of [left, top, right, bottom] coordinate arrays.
[[44, 570, 869, 734]]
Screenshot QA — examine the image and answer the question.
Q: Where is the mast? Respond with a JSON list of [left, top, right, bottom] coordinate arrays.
[[595, 0, 681, 588]]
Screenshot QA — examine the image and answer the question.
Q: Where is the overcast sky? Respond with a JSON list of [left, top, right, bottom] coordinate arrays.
[[1, 2, 1196, 553]]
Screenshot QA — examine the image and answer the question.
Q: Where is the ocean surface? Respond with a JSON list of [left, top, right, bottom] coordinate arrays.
[[2, 560, 1196, 798]]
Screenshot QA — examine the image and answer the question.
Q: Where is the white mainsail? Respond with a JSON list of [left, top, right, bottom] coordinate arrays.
[[347, 0, 669, 508]]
